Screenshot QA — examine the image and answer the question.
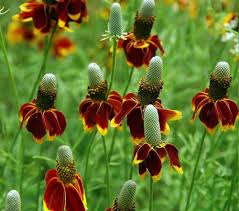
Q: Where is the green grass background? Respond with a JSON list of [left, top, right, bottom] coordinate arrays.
[[0, 0, 238, 210]]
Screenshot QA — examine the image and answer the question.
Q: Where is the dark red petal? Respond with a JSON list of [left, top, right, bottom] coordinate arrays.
[[165, 144, 183, 174], [32, 5, 48, 30], [19, 102, 37, 127], [192, 97, 210, 120], [127, 107, 144, 144], [65, 184, 86, 211], [215, 100, 233, 129], [44, 178, 65, 211], [156, 147, 167, 162], [146, 149, 162, 181], [107, 91, 122, 114], [54, 110, 67, 134], [192, 91, 208, 112], [143, 43, 157, 66], [125, 42, 146, 67], [26, 112, 46, 143], [83, 102, 99, 130], [226, 99, 239, 126], [79, 99, 92, 117], [111, 98, 138, 127], [149, 35, 165, 55], [199, 102, 218, 133], [96, 102, 111, 135], [138, 161, 147, 178], [133, 143, 151, 164], [75, 174, 85, 198], [45, 169, 58, 185]]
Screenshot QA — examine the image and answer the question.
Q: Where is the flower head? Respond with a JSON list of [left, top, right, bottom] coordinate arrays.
[[14, 0, 88, 33], [111, 56, 181, 143], [5, 190, 21, 211], [79, 63, 122, 135], [44, 145, 86, 211], [19, 73, 66, 143], [192, 61, 239, 133], [107, 180, 136, 211], [133, 105, 183, 182], [118, 0, 164, 68]]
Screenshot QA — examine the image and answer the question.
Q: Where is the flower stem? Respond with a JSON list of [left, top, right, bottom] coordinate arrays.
[[149, 177, 153, 211], [28, 23, 57, 101], [107, 37, 117, 96], [19, 135, 25, 196], [108, 129, 118, 162], [129, 152, 134, 180], [185, 128, 207, 211], [102, 136, 111, 206], [123, 67, 134, 96], [0, 26, 19, 107]]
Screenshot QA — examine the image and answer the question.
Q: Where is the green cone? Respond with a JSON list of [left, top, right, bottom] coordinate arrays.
[[139, 0, 155, 18], [5, 190, 21, 211], [88, 63, 104, 88], [57, 145, 74, 167], [109, 3, 123, 37], [212, 61, 231, 79], [39, 73, 57, 94]]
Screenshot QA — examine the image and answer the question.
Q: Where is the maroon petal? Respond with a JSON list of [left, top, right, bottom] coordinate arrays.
[[146, 149, 162, 181], [96, 102, 111, 135], [138, 161, 147, 178], [79, 98, 92, 118], [133, 143, 151, 164], [82, 102, 99, 131]]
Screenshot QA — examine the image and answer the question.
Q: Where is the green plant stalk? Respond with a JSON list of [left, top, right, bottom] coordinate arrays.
[[107, 37, 117, 96], [123, 67, 134, 96], [84, 130, 97, 192], [102, 136, 111, 207], [28, 23, 57, 101], [185, 129, 207, 211], [108, 129, 118, 162], [0, 26, 19, 107], [18, 135, 25, 196], [149, 177, 153, 211], [129, 153, 134, 180]]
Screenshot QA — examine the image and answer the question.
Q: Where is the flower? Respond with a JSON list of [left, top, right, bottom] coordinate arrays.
[[44, 145, 86, 211], [133, 105, 182, 181], [118, 0, 164, 68], [107, 180, 136, 211], [111, 56, 181, 143], [14, 0, 87, 34], [192, 61, 239, 133], [79, 63, 122, 135], [19, 73, 66, 143], [5, 190, 21, 211]]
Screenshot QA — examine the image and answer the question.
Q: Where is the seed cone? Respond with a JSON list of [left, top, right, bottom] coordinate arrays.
[[109, 3, 123, 37], [139, 0, 155, 18], [112, 180, 136, 211], [37, 73, 57, 110], [88, 63, 104, 88], [144, 104, 161, 147], [57, 145, 73, 167], [209, 61, 232, 100], [5, 190, 21, 211]]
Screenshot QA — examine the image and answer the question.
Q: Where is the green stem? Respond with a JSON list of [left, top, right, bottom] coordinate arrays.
[[36, 144, 44, 211], [107, 37, 117, 96], [102, 136, 110, 206], [0, 26, 19, 107], [185, 128, 207, 211], [123, 67, 134, 96], [84, 130, 97, 192], [108, 129, 118, 162], [149, 177, 153, 211], [129, 152, 134, 180], [28, 23, 57, 101], [19, 135, 25, 196]]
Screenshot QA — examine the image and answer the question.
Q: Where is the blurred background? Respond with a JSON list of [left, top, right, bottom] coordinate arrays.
[[0, 0, 238, 210]]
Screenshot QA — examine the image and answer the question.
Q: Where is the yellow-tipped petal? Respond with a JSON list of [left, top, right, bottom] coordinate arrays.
[[97, 125, 108, 136], [110, 118, 119, 128], [68, 13, 81, 21], [174, 166, 183, 174]]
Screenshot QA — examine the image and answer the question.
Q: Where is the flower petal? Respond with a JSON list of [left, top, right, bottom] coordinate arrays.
[[107, 91, 122, 114], [138, 161, 147, 179], [45, 169, 58, 185], [79, 98, 92, 118], [19, 102, 37, 126], [226, 99, 239, 126], [82, 102, 99, 131], [96, 102, 111, 135], [156, 146, 167, 162], [44, 178, 66, 211], [133, 143, 151, 164]]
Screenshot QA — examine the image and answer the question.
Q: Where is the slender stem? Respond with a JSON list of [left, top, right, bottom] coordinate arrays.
[[102, 136, 110, 206], [19, 136, 25, 196], [0, 26, 19, 107], [129, 152, 134, 180], [149, 177, 153, 211], [185, 129, 207, 211], [123, 67, 134, 96], [36, 144, 44, 211], [84, 130, 97, 192], [108, 129, 118, 162], [107, 37, 117, 96], [28, 23, 57, 101]]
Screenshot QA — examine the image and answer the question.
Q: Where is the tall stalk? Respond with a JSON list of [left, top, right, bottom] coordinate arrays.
[[123, 67, 134, 96], [185, 129, 207, 211], [149, 177, 153, 211]]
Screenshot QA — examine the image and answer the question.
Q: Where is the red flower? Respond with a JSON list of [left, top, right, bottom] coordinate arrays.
[[53, 36, 75, 58], [44, 168, 86, 211], [19, 99, 66, 143], [133, 142, 182, 181], [79, 90, 122, 135], [118, 32, 164, 68], [192, 88, 238, 133], [14, 0, 87, 33], [111, 93, 181, 144]]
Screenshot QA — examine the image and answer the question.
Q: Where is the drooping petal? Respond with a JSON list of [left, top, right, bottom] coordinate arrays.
[[146, 149, 162, 182], [165, 144, 183, 174], [45, 169, 58, 185], [133, 143, 151, 164], [19, 102, 37, 126], [54, 110, 67, 134], [199, 102, 219, 133], [96, 102, 111, 135], [226, 99, 239, 127], [138, 161, 147, 179], [192, 96, 210, 120], [26, 112, 46, 143], [192, 91, 209, 112], [65, 184, 86, 211], [79, 98, 92, 118], [32, 4, 48, 31], [107, 91, 122, 114], [75, 174, 86, 208], [127, 107, 144, 144], [156, 146, 167, 162], [111, 98, 138, 127], [82, 102, 99, 131], [44, 178, 66, 211]]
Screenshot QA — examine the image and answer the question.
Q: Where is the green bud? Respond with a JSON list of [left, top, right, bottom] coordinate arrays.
[[117, 180, 136, 211], [213, 61, 231, 79], [57, 145, 74, 167], [88, 63, 104, 87], [40, 73, 57, 94], [139, 0, 155, 18], [108, 3, 123, 37], [144, 104, 161, 146], [5, 190, 21, 211], [145, 56, 163, 87]]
